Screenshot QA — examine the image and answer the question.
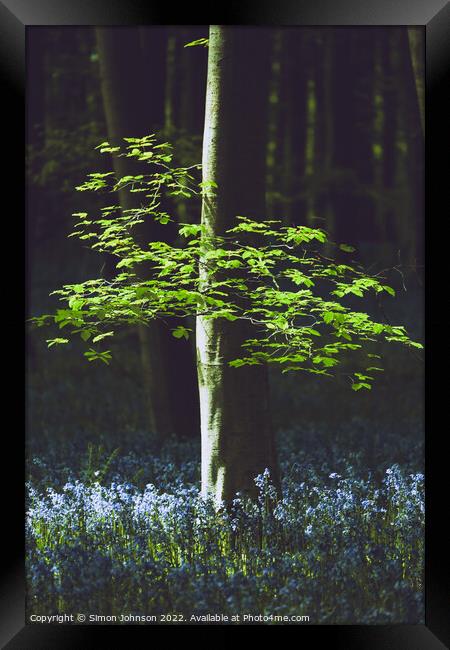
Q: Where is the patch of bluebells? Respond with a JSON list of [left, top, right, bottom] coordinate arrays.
[[26, 433, 424, 624]]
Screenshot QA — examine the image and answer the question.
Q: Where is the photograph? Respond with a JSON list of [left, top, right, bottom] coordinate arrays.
[[24, 23, 427, 627]]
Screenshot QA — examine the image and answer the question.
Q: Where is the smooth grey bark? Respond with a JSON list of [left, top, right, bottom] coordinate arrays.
[[198, 26, 280, 505]]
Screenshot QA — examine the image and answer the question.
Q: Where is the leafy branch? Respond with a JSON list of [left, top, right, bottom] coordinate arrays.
[[31, 136, 423, 389]]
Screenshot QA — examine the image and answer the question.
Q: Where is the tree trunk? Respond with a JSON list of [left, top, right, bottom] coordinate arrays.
[[352, 29, 376, 249], [316, 28, 334, 246], [373, 30, 386, 242], [330, 29, 359, 247], [280, 29, 307, 226], [27, 28, 47, 275], [382, 30, 397, 245], [304, 31, 318, 226], [266, 29, 283, 219], [407, 27, 425, 137], [164, 31, 177, 134], [398, 28, 424, 267], [140, 27, 201, 440], [139, 26, 168, 130], [96, 27, 195, 442], [198, 25, 280, 504]]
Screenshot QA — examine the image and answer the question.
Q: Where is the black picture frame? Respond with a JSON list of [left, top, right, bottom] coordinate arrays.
[[2, 0, 448, 646]]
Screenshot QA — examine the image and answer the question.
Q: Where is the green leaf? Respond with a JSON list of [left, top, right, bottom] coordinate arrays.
[[171, 325, 191, 340], [92, 331, 114, 343], [383, 285, 396, 297], [36, 136, 421, 394], [184, 38, 209, 48], [229, 358, 247, 368], [313, 356, 339, 367], [178, 223, 203, 238], [84, 348, 112, 364], [46, 338, 69, 348], [68, 297, 84, 310], [339, 243, 356, 253], [352, 382, 371, 391]]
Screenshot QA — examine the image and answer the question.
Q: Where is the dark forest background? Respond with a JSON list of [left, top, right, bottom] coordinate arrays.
[[26, 26, 424, 463]]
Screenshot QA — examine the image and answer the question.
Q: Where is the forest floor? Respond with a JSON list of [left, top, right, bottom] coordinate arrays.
[[27, 271, 424, 623], [26, 421, 424, 624]]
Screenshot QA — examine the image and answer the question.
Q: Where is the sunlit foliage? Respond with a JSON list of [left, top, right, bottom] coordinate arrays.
[[33, 136, 422, 391]]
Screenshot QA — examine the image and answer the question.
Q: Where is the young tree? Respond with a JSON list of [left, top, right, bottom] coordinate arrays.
[[34, 27, 422, 508], [197, 26, 279, 503]]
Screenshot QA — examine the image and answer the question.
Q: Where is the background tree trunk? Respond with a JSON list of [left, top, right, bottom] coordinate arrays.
[[382, 29, 397, 246], [96, 27, 200, 441], [27, 28, 47, 276], [280, 29, 307, 225], [398, 28, 424, 267], [373, 29, 386, 243], [304, 31, 318, 226], [198, 25, 280, 504], [407, 27, 425, 137], [317, 29, 335, 248], [266, 30, 283, 219], [329, 29, 359, 249]]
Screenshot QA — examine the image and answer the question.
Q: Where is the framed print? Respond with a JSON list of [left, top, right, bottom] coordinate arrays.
[[1, 0, 448, 647]]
